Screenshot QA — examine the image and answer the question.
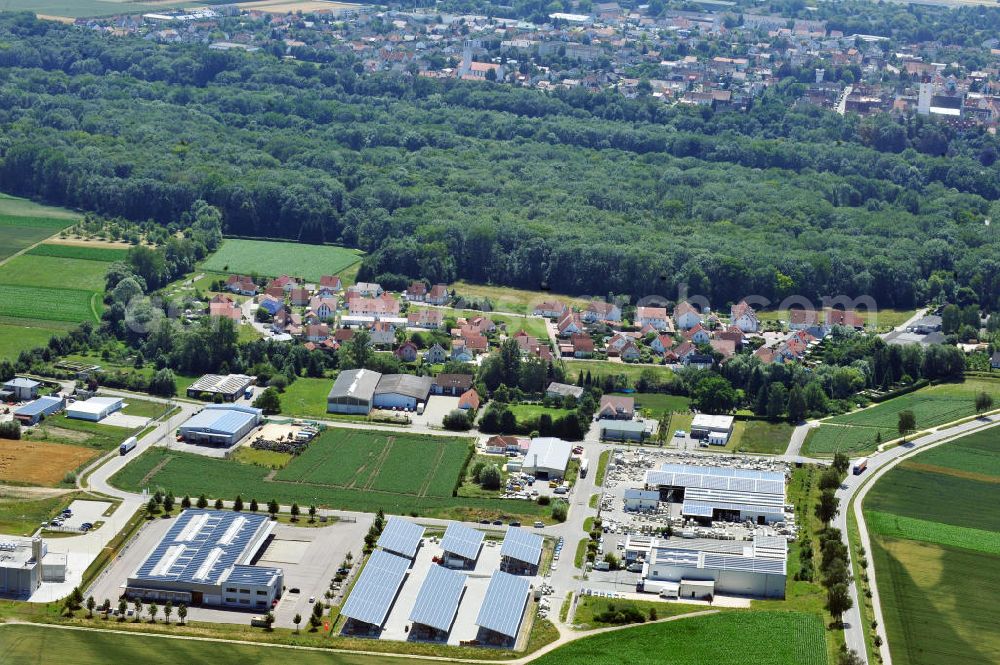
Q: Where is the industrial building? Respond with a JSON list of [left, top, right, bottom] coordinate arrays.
[[186, 374, 255, 402], [474, 570, 531, 646], [372, 374, 433, 411], [66, 396, 123, 422], [1, 377, 40, 401], [440, 522, 484, 569], [690, 414, 735, 444], [625, 534, 788, 599], [326, 369, 380, 414], [376, 518, 425, 559], [623, 489, 660, 512], [408, 564, 467, 640], [598, 419, 648, 442], [340, 549, 411, 635], [521, 438, 572, 480], [544, 382, 583, 400], [643, 464, 787, 525], [178, 404, 263, 447], [13, 396, 64, 425], [499, 527, 543, 576], [0, 538, 66, 597], [126, 509, 282, 608]]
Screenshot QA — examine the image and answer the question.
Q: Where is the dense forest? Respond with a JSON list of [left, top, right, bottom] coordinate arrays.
[[0, 14, 998, 310]]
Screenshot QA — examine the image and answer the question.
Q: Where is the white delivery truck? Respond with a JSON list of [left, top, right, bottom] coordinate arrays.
[[119, 436, 138, 455]]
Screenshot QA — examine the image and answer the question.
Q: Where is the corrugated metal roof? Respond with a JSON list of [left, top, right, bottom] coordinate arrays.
[[14, 396, 62, 417], [377, 518, 425, 559], [500, 527, 542, 566], [180, 405, 261, 436], [327, 369, 381, 401], [340, 550, 410, 627], [524, 438, 572, 472], [475, 571, 530, 639], [440, 522, 484, 561], [408, 564, 465, 632]]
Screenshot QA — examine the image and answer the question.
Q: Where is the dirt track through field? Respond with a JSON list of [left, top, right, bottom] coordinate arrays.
[[902, 461, 1000, 484], [417, 444, 445, 498], [139, 454, 174, 487], [362, 437, 394, 490]]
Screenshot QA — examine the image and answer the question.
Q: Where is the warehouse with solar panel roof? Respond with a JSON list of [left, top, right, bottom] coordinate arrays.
[[337, 517, 543, 648], [125, 509, 282, 608]]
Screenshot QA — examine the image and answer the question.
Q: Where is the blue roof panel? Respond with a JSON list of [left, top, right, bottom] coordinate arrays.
[[500, 527, 543, 567], [408, 564, 465, 632], [340, 550, 410, 627], [377, 518, 425, 559], [475, 571, 530, 639], [440, 522, 484, 561]]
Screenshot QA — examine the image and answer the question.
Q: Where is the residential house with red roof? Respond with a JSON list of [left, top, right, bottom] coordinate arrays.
[[318, 275, 343, 293], [426, 284, 449, 305], [636, 306, 669, 331], [673, 301, 702, 330], [583, 301, 622, 324], [731, 300, 759, 333], [458, 389, 481, 411], [408, 309, 444, 329], [395, 341, 419, 362], [225, 274, 257, 296]]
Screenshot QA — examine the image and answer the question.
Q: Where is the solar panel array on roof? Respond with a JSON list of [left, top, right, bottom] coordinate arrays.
[[702, 553, 785, 575], [377, 518, 425, 559], [408, 564, 465, 632], [225, 564, 280, 586], [340, 550, 410, 627], [475, 571, 531, 639], [133, 510, 272, 586], [500, 527, 543, 566], [440, 522, 484, 561]]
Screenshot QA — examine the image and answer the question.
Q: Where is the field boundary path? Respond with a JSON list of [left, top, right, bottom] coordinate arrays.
[[836, 413, 1000, 664]]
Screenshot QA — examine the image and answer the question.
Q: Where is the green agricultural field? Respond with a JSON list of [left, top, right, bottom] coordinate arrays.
[[27, 243, 129, 262], [0, 624, 430, 665], [201, 239, 362, 282], [620, 392, 691, 414], [533, 611, 827, 665], [0, 254, 110, 292], [826, 380, 1000, 431], [801, 424, 895, 457], [867, 511, 1000, 556], [864, 427, 1000, 665], [0, 285, 99, 324], [0, 194, 79, 262], [111, 429, 547, 520], [0, 323, 63, 359], [870, 536, 1000, 665]]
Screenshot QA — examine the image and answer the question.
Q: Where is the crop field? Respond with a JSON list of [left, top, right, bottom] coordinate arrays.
[[0, 285, 99, 324], [275, 430, 468, 498], [275, 377, 336, 419], [870, 537, 1000, 665], [0, 624, 428, 665], [0, 194, 79, 262], [0, 254, 110, 292], [802, 424, 896, 457], [235, 0, 363, 13], [865, 427, 1000, 665], [867, 511, 1000, 556], [533, 611, 827, 665], [0, 323, 62, 359], [111, 429, 546, 520], [0, 439, 98, 487], [201, 239, 362, 282], [735, 420, 795, 455], [0, 0, 214, 19], [28, 243, 129, 263]]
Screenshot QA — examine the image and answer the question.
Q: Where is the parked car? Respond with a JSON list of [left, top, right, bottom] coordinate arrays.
[[674, 430, 686, 438], [534, 521, 545, 528]]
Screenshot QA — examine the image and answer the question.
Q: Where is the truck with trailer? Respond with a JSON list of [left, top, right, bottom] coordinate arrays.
[[853, 457, 868, 475], [580, 457, 589, 477], [119, 436, 138, 455]]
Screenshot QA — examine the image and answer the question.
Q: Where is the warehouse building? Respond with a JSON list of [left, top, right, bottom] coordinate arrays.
[[13, 396, 64, 425], [372, 374, 433, 411], [0, 538, 65, 597], [643, 464, 786, 525], [690, 414, 734, 444], [628, 534, 787, 600], [440, 522, 484, 570], [340, 549, 411, 636], [126, 510, 282, 608], [66, 396, 123, 422], [499, 527, 543, 576], [408, 564, 466, 640], [2, 377, 40, 401], [474, 570, 531, 647], [186, 374, 255, 402], [623, 489, 660, 512], [327, 369, 380, 414], [598, 419, 648, 442], [521, 437, 572, 480], [178, 404, 262, 447]]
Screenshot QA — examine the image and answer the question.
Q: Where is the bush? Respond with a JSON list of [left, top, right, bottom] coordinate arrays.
[[536, 495, 551, 506], [442, 409, 471, 431], [479, 464, 502, 490], [551, 500, 568, 522], [0, 420, 21, 440], [593, 602, 646, 625]]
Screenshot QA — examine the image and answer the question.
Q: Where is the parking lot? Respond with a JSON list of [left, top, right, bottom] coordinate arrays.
[[85, 514, 371, 627], [410, 395, 460, 427], [47, 499, 112, 532]]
